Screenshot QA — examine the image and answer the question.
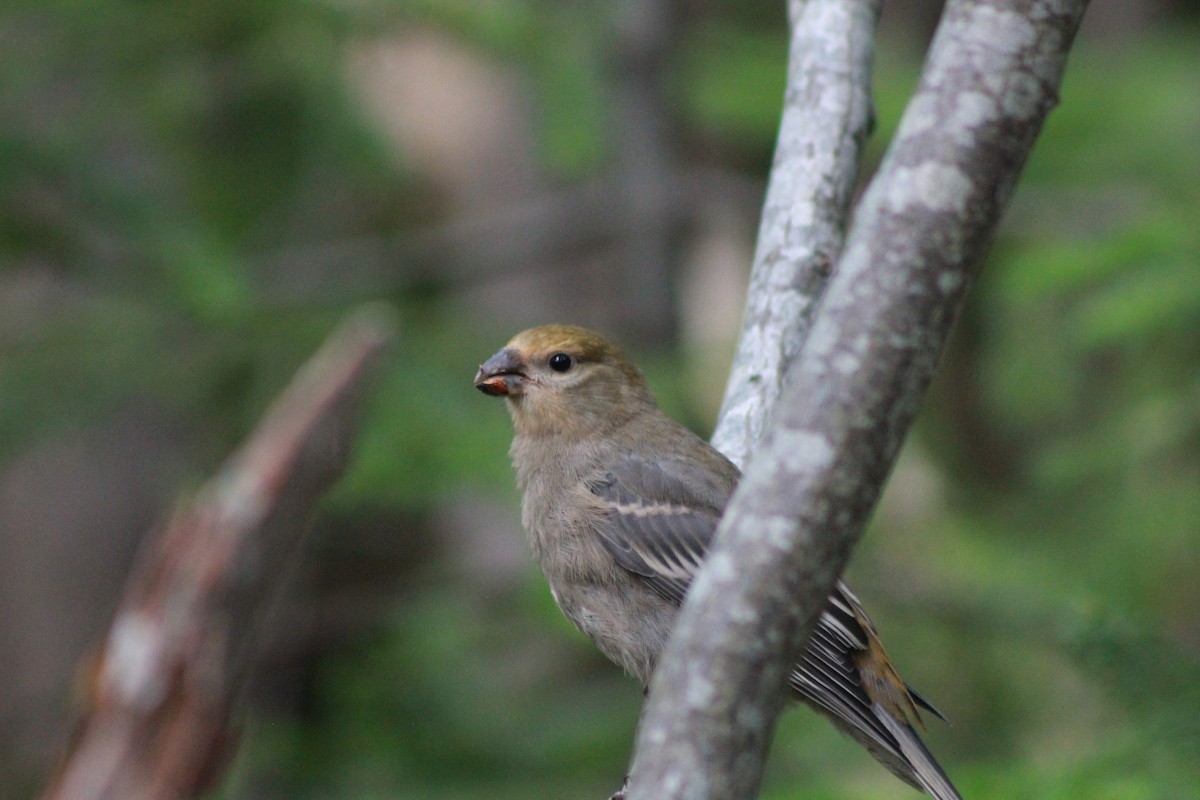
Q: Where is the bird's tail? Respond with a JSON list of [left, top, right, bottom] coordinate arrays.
[[873, 701, 962, 800], [790, 582, 963, 799]]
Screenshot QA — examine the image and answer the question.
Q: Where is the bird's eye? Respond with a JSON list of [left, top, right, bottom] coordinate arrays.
[[548, 352, 574, 373]]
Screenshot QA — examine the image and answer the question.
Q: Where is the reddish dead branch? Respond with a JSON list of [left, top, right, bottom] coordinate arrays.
[[43, 307, 394, 800]]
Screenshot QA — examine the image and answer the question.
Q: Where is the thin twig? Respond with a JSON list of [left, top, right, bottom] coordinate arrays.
[[711, 0, 883, 470]]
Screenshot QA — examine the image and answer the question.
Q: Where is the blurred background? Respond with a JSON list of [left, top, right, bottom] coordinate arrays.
[[2, 0, 1198, 798]]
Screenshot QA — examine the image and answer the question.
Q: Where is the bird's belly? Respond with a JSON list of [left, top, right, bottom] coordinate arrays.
[[548, 575, 677, 686]]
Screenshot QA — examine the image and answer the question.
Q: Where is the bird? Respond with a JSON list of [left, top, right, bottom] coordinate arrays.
[[474, 323, 961, 800]]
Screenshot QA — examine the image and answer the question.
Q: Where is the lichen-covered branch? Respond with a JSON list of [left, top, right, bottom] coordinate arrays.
[[42, 307, 393, 800], [626, 1, 1090, 798], [710, 0, 882, 470]]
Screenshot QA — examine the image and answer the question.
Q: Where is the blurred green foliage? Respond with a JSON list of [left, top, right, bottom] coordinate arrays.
[[2, 1, 1198, 799]]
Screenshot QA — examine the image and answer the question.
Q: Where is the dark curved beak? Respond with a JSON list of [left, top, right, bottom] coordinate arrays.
[[474, 348, 527, 397]]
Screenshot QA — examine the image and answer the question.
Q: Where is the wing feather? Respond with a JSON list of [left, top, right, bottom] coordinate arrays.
[[586, 456, 956, 797], [588, 457, 719, 604]]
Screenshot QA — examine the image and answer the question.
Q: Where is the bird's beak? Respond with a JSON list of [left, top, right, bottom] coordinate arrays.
[[474, 348, 528, 397]]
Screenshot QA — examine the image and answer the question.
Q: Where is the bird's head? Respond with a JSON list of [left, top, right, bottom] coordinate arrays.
[[475, 325, 654, 437]]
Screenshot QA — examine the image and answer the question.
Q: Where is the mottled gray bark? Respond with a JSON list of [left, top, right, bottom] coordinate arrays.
[[711, 0, 882, 471], [626, 1, 1090, 798]]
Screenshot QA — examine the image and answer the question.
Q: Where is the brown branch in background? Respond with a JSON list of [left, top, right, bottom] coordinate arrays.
[[42, 306, 395, 800]]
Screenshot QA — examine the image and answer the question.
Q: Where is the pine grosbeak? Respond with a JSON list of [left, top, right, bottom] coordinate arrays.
[[475, 324, 959, 799]]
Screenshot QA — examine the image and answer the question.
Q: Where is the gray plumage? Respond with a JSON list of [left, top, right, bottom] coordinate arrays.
[[476, 324, 961, 800]]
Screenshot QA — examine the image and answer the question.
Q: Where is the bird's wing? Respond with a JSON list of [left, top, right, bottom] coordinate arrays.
[[588, 457, 958, 798], [586, 455, 724, 605]]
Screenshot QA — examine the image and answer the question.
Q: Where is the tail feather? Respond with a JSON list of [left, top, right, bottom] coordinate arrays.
[[874, 702, 962, 800], [790, 582, 963, 799], [908, 685, 950, 724]]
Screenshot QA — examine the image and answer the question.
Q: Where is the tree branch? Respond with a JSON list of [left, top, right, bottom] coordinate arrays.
[[711, 0, 882, 470], [626, 1, 1089, 798], [42, 306, 394, 800]]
